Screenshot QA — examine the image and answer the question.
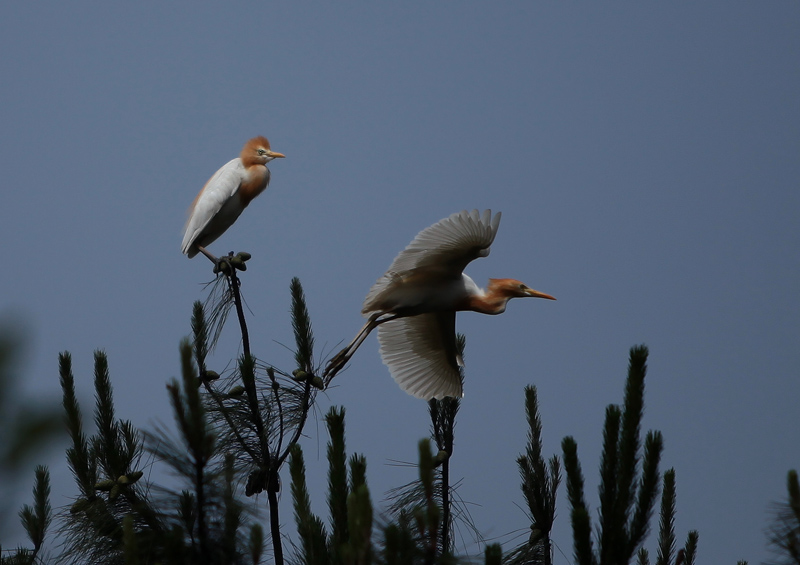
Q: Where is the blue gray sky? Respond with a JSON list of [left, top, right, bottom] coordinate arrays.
[[1, 3, 798, 563]]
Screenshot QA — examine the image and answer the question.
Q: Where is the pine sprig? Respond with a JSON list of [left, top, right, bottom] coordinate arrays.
[[19, 465, 51, 555], [290, 277, 315, 373]]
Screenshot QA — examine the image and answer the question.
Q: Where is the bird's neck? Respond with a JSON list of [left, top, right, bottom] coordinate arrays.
[[238, 164, 270, 206], [462, 292, 510, 315]]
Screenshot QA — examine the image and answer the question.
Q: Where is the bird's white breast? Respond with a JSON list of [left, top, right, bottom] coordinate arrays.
[[363, 272, 482, 316]]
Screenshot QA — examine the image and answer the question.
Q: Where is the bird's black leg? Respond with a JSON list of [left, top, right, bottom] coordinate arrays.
[[323, 312, 399, 386]]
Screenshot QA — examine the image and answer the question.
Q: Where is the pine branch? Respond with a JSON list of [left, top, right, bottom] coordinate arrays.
[[94, 350, 124, 478], [344, 483, 373, 565], [614, 346, 648, 558], [427, 332, 464, 556], [349, 454, 367, 492], [239, 355, 265, 450], [417, 439, 440, 565], [290, 277, 315, 374], [289, 443, 331, 564], [767, 469, 800, 565], [168, 340, 218, 564], [382, 517, 418, 565], [485, 543, 503, 565], [203, 274, 235, 352], [562, 436, 594, 565], [59, 352, 96, 498], [122, 514, 139, 565], [510, 385, 560, 565], [248, 523, 264, 565], [548, 454, 561, 515], [19, 465, 51, 556], [598, 405, 621, 564], [790, 470, 800, 524], [228, 267, 251, 356], [628, 430, 663, 556], [656, 469, 676, 565], [326, 407, 349, 563], [682, 531, 698, 565], [192, 301, 209, 375], [222, 454, 242, 563], [275, 278, 319, 468], [61, 351, 162, 564], [196, 272, 322, 565]]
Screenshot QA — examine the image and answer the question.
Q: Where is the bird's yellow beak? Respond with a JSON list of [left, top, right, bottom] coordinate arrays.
[[268, 150, 286, 159], [527, 288, 556, 301]]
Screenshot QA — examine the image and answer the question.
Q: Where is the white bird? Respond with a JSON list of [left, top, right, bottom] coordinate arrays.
[[324, 209, 556, 399], [182, 136, 284, 261]]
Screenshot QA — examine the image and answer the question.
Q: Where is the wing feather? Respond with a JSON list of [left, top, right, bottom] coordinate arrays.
[[377, 312, 463, 399], [181, 158, 246, 256], [363, 210, 501, 314]]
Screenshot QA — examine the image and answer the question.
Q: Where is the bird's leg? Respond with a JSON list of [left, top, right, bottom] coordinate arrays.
[[323, 315, 379, 384], [323, 312, 398, 386], [197, 245, 238, 275], [196, 245, 219, 264]]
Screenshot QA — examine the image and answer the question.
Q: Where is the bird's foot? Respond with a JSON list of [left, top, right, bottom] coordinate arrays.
[[212, 255, 232, 275], [212, 251, 252, 275], [322, 348, 350, 386]]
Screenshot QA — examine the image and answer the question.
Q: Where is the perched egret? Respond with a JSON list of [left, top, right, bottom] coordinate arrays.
[[182, 136, 284, 261], [324, 209, 555, 399]]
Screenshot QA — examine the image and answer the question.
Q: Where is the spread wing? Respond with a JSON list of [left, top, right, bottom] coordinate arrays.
[[377, 312, 463, 399], [363, 209, 501, 314], [181, 158, 246, 256]]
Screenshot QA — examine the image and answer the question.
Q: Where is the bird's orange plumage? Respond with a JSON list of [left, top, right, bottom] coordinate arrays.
[[237, 137, 273, 206], [323, 210, 555, 399], [240, 136, 273, 166], [181, 136, 283, 259]]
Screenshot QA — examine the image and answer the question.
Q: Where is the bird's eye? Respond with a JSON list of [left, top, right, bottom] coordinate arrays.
[[257, 149, 266, 156], [519, 284, 527, 290]]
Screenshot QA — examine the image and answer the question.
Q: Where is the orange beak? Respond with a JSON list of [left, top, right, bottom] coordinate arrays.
[[267, 150, 285, 159], [526, 288, 556, 301]]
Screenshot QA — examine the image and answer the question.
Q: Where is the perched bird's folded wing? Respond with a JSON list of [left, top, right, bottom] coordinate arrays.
[[181, 159, 246, 255], [377, 312, 463, 400]]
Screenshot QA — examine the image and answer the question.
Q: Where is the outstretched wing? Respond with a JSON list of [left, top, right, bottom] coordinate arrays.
[[181, 158, 246, 256], [363, 209, 501, 313], [377, 312, 463, 400]]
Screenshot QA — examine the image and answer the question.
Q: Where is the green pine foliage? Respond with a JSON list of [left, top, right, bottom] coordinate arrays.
[[767, 469, 800, 564], [560, 345, 698, 565], [427, 334, 464, 557], [49, 271, 327, 564], [0, 321, 62, 551], [1, 465, 54, 564], [632, 469, 698, 565], [1, 265, 727, 564], [190, 275, 323, 563], [506, 385, 561, 565], [18, 465, 51, 556], [385, 334, 481, 560], [289, 406, 373, 565], [290, 442, 331, 564], [58, 350, 163, 565]]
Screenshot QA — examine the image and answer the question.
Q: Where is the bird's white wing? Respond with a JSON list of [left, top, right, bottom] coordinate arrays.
[[363, 210, 501, 313], [181, 158, 246, 255], [377, 312, 463, 400], [390, 209, 500, 274]]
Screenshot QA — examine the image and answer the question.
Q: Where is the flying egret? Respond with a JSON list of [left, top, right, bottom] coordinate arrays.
[[323, 209, 556, 400], [182, 136, 284, 262]]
